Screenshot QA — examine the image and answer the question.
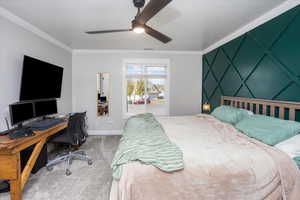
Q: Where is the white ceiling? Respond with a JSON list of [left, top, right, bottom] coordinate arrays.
[[0, 0, 287, 51]]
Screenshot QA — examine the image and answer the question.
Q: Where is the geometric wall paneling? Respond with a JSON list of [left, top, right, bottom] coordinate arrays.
[[203, 58, 210, 78], [210, 87, 222, 110], [222, 36, 244, 60], [203, 5, 300, 111], [272, 12, 300, 75], [275, 83, 300, 102], [220, 66, 242, 96], [211, 50, 230, 81], [250, 6, 298, 48], [235, 85, 252, 98], [204, 71, 218, 98], [205, 48, 218, 66], [245, 56, 291, 99], [232, 35, 265, 80]]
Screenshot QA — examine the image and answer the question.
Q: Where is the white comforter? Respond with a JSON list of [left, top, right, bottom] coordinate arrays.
[[110, 115, 300, 200]]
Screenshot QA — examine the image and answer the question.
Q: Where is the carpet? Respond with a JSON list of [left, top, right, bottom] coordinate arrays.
[[0, 135, 121, 200]]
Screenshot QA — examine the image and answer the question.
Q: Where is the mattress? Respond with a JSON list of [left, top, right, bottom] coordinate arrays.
[[110, 115, 300, 200]]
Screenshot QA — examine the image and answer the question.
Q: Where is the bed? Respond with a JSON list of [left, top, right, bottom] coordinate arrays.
[[110, 96, 300, 200]]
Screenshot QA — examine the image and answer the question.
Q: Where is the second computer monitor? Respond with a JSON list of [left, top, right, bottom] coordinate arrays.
[[99, 96, 107, 103], [35, 99, 58, 117], [9, 102, 35, 126]]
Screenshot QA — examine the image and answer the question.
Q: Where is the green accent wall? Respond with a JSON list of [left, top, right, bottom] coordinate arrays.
[[202, 5, 300, 120]]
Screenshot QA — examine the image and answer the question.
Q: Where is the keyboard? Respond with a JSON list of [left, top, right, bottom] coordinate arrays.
[[9, 128, 35, 139], [30, 118, 66, 131], [0, 129, 10, 136]]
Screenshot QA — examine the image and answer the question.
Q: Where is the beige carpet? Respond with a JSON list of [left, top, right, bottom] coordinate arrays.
[[0, 136, 121, 200]]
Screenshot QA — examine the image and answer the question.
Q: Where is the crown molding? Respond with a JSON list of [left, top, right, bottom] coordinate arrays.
[[202, 0, 300, 55], [3, 0, 296, 56], [0, 6, 72, 52], [72, 49, 203, 55]]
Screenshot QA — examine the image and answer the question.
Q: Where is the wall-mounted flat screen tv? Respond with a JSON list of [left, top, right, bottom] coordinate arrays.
[[20, 55, 64, 101]]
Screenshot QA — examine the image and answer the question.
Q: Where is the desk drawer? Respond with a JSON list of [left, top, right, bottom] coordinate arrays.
[[0, 154, 19, 179]]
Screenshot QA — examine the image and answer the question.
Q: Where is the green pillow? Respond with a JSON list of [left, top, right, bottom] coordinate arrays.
[[235, 115, 300, 146], [211, 105, 251, 125]]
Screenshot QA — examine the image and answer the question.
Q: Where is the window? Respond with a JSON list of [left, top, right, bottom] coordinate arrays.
[[124, 60, 169, 116]]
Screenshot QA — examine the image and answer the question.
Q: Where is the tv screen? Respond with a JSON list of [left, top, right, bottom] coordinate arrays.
[[20, 55, 64, 101], [35, 99, 58, 117]]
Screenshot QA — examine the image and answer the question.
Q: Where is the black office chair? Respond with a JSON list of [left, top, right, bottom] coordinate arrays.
[[46, 112, 92, 176]]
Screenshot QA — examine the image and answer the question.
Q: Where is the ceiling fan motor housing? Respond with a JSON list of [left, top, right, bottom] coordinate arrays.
[[132, 19, 142, 28], [133, 0, 145, 8]]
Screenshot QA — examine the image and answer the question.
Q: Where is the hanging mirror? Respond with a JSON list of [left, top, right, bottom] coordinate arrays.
[[96, 73, 110, 117]]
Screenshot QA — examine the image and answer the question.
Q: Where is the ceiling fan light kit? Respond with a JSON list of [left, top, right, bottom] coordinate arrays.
[[133, 27, 145, 34], [86, 0, 172, 44], [132, 20, 145, 34]]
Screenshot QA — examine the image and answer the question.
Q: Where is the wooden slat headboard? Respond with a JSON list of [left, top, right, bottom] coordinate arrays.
[[221, 96, 300, 121]]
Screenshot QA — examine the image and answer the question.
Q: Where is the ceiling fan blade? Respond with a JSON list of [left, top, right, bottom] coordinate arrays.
[[136, 0, 172, 24], [86, 29, 131, 34], [144, 25, 172, 43]]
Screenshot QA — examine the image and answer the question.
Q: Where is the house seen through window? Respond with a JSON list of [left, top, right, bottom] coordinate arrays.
[[125, 64, 168, 116]]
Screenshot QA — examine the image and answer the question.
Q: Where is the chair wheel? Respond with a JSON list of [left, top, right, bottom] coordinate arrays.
[[46, 166, 54, 171], [88, 160, 93, 165], [66, 169, 72, 176]]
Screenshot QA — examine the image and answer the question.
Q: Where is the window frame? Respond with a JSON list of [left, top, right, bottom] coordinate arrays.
[[122, 59, 170, 118]]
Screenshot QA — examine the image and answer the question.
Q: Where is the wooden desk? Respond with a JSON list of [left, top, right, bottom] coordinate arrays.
[[0, 122, 67, 200], [97, 103, 108, 116]]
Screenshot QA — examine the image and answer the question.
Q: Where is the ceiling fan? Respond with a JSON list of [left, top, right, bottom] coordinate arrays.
[[86, 0, 172, 44]]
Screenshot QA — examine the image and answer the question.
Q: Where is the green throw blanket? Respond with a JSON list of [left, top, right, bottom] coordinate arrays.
[[293, 157, 300, 170], [111, 113, 184, 180]]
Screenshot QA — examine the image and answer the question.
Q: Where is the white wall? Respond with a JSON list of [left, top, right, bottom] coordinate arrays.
[[102, 73, 110, 97], [72, 51, 202, 131], [0, 16, 72, 131]]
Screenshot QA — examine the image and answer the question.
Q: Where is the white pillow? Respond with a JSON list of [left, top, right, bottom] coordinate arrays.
[[275, 134, 300, 158]]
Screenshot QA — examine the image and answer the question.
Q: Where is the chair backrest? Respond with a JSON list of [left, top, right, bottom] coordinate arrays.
[[80, 112, 88, 138], [66, 112, 88, 146]]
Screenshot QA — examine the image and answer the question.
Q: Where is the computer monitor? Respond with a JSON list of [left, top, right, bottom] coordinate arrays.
[[34, 99, 58, 117], [99, 96, 107, 103], [9, 102, 35, 126]]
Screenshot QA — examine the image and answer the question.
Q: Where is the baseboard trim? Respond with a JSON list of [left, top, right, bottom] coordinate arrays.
[[88, 130, 122, 136]]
